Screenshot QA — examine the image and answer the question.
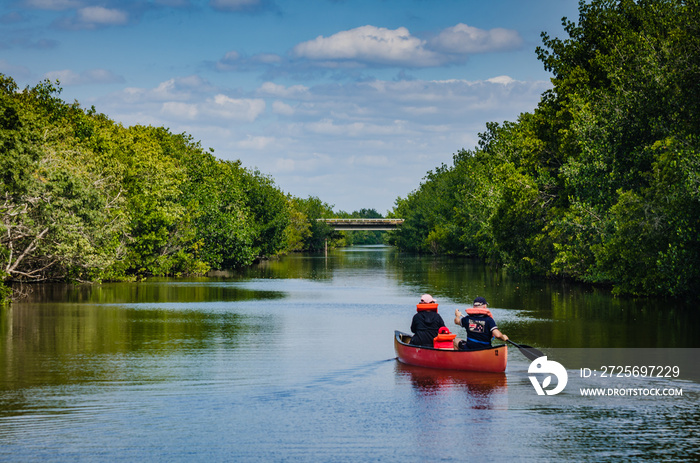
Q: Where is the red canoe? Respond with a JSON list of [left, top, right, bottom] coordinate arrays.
[[394, 330, 507, 373]]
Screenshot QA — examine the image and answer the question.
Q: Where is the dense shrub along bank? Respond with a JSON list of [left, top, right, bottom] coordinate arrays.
[[388, 0, 700, 299]]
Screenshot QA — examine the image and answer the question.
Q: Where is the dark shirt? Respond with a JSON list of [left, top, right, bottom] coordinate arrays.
[[410, 311, 446, 347], [459, 313, 497, 349]]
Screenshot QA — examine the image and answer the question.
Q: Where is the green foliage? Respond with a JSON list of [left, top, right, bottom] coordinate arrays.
[[145, 128, 254, 270], [0, 76, 42, 196], [489, 162, 545, 272], [596, 138, 700, 296], [387, 157, 470, 254], [115, 125, 190, 276], [0, 74, 297, 303], [283, 196, 313, 252], [1, 78, 127, 286], [389, 0, 700, 299], [290, 196, 339, 252], [240, 169, 291, 258]]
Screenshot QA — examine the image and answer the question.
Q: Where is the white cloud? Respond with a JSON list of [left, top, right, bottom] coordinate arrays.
[[211, 23, 522, 76], [161, 101, 199, 119], [487, 75, 516, 85], [152, 78, 191, 100], [288, 23, 522, 70], [214, 50, 241, 71], [78, 6, 128, 25], [44, 68, 125, 85], [210, 0, 257, 9], [304, 118, 407, 138], [237, 135, 276, 150], [272, 100, 295, 115], [292, 25, 443, 67], [258, 82, 309, 98], [108, 76, 264, 127], [209, 0, 273, 13], [273, 152, 333, 174], [0, 60, 31, 78], [123, 76, 211, 103], [287, 78, 546, 126], [215, 50, 284, 72], [349, 154, 391, 167], [252, 53, 282, 64], [158, 95, 265, 122], [52, 5, 130, 29], [153, 0, 192, 6], [429, 23, 522, 54], [207, 94, 265, 121], [402, 105, 439, 115], [274, 158, 296, 172], [222, 51, 240, 62], [22, 0, 81, 10], [93, 75, 550, 212]]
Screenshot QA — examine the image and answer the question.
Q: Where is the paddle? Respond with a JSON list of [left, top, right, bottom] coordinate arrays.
[[507, 339, 545, 362]]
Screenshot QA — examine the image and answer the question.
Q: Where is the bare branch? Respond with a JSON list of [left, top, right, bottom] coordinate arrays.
[[7, 227, 50, 274]]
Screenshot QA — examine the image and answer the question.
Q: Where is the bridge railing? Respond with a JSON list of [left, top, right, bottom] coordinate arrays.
[[316, 218, 404, 230]]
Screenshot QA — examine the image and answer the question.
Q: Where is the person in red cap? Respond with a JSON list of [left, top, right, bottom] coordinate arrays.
[[409, 294, 446, 347], [453, 296, 508, 350]]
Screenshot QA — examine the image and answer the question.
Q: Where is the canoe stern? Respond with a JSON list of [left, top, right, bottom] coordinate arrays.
[[394, 330, 507, 373]]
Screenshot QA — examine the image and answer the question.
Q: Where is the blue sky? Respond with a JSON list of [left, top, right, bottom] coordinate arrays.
[[1, 0, 580, 213]]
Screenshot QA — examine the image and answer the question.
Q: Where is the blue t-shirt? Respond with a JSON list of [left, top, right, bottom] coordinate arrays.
[[460, 314, 497, 349]]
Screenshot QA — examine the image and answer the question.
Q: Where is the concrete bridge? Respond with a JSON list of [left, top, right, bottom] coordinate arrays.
[[317, 218, 404, 231]]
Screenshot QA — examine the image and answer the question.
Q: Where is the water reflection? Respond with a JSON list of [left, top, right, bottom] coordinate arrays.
[[395, 362, 508, 410], [236, 247, 700, 348], [233, 246, 394, 280], [18, 280, 285, 305], [0, 303, 274, 391], [347, 247, 700, 348], [1, 247, 699, 462], [7, 246, 700, 354]]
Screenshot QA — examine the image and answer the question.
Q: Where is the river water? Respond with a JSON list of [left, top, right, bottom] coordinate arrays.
[[1, 246, 699, 462]]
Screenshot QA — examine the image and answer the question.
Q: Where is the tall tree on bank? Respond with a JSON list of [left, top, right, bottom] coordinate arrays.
[[388, 0, 700, 299], [1, 77, 128, 288], [0, 76, 295, 302]]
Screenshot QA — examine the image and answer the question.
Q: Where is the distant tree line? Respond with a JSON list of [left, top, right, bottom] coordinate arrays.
[[387, 0, 700, 299], [336, 208, 386, 246], [0, 75, 363, 303]]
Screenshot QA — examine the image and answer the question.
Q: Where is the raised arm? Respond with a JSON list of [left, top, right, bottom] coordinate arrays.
[[492, 328, 509, 342]]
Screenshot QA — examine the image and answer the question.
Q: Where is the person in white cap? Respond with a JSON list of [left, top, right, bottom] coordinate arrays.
[[409, 294, 446, 347]]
